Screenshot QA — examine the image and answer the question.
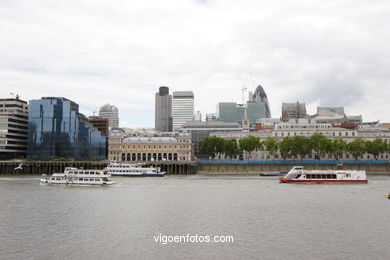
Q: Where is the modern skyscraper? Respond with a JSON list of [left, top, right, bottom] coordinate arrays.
[[28, 97, 106, 160], [99, 103, 119, 129], [0, 97, 28, 160], [172, 91, 194, 130], [155, 86, 172, 132], [252, 85, 271, 118]]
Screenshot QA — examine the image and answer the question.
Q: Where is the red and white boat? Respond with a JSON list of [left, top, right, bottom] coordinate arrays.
[[279, 166, 368, 183]]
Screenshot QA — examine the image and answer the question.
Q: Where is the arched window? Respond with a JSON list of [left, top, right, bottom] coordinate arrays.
[[168, 153, 172, 161], [174, 153, 178, 161], [158, 153, 162, 161], [163, 153, 167, 160], [137, 153, 141, 161], [147, 153, 151, 161], [153, 153, 157, 161], [127, 153, 130, 161], [142, 153, 146, 161], [132, 153, 136, 161], [121, 153, 126, 161]]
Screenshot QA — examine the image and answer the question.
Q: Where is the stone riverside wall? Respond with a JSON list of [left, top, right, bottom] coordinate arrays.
[[197, 161, 390, 175], [0, 161, 197, 175]]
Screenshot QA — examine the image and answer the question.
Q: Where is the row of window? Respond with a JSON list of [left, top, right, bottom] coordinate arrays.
[[112, 144, 190, 149], [274, 131, 356, 137]]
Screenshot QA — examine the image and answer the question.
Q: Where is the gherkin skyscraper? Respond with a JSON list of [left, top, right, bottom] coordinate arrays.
[[252, 85, 271, 118]]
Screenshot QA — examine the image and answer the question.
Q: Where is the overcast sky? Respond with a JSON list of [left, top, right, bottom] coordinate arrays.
[[1, 0, 389, 128]]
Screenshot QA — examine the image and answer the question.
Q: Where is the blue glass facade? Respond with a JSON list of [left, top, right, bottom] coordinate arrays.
[[28, 97, 106, 160]]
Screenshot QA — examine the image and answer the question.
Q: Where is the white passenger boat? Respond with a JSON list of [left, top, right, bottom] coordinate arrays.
[[106, 163, 165, 177], [279, 166, 368, 183], [40, 167, 114, 185]]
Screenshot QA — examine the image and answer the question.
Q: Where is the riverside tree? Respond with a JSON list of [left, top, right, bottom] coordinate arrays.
[[199, 136, 225, 159], [330, 138, 347, 160], [264, 137, 279, 158], [365, 138, 387, 160], [239, 136, 261, 157], [347, 138, 366, 160], [224, 139, 240, 160], [310, 133, 332, 159]]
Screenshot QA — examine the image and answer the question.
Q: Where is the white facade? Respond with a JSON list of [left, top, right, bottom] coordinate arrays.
[[99, 103, 119, 129], [172, 91, 194, 130]]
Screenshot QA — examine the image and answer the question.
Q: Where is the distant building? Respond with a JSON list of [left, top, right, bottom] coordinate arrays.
[[181, 121, 242, 157], [206, 113, 217, 122], [108, 129, 193, 162], [172, 91, 194, 130], [88, 116, 109, 136], [281, 102, 307, 121], [193, 111, 202, 122], [155, 86, 172, 132], [255, 118, 281, 131], [0, 97, 29, 160], [99, 103, 119, 129], [28, 97, 106, 160], [216, 85, 271, 127]]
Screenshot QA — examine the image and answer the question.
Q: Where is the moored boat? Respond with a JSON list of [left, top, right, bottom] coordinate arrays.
[[279, 166, 367, 183], [260, 172, 287, 177], [40, 167, 114, 185], [105, 162, 165, 177]]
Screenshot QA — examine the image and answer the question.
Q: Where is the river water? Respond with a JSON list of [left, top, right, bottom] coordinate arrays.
[[0, 175, 389, 260]]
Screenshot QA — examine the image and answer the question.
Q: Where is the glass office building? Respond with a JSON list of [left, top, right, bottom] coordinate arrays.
[[216, 85, 271, 127], [216, 102, 269, 127], [28, 97, 106, 160]]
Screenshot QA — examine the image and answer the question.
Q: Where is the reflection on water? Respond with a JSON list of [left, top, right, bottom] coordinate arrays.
[[0, 175, 390, 260]]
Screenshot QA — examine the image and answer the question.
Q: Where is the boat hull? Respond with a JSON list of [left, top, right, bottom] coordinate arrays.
[[111, 173, 165, 177], [279, 177, 368, 183]]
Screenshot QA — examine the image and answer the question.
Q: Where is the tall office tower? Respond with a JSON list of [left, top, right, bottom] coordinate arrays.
[[281, 102, 307, 121], [99, 103, 119, 129], [28, 97, 107, 160], [0, 97, 29, 160], [172, 91, 194, 130], [155, 86, 172, 132]]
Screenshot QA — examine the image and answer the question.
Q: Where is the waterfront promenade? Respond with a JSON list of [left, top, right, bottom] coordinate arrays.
[[1, 159, 389, 175], [0, 160, 197, 175]]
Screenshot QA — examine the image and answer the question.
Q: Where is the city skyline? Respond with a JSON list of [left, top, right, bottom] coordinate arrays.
[[1, 0, 389, 127]]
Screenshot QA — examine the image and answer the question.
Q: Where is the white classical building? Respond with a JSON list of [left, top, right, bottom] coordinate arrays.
[[211, 120, 390, 161], [108, 128, 193, 162]]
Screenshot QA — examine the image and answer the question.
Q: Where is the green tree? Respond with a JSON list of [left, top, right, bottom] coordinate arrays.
[[365, 138, 386, 160], [239, 136, 260, 159], [279, 137, 292, 160], [330, 138, 347, 160], [347, 138, 366, 160], [291, 136, 311, 159], [224, 139, 240, 160], [199, 136, 225, 159], [310, 133, 331, 159], [264, 137, 279, 158]]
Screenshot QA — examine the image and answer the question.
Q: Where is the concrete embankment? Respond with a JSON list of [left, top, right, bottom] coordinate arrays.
[[0, 161, 197, 175], [197, 161, 390, 175]]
